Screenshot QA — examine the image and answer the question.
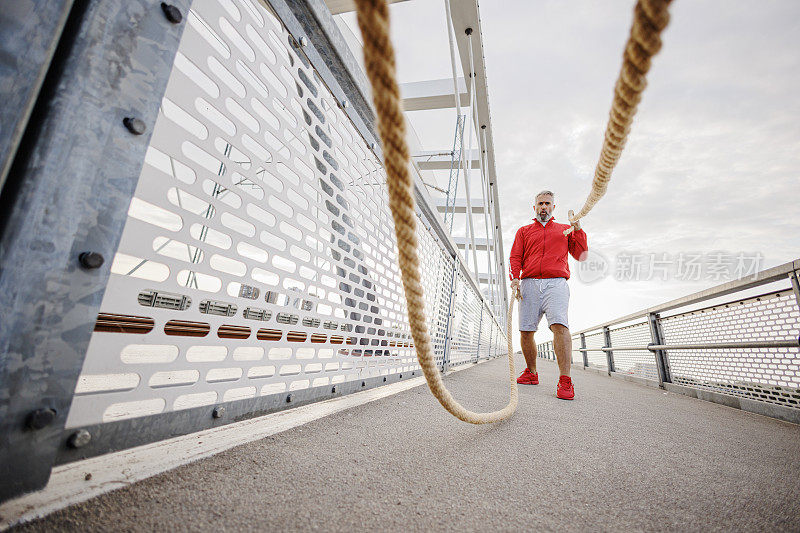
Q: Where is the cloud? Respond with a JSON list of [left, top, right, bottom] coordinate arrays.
[[475, 0, 800, 337]]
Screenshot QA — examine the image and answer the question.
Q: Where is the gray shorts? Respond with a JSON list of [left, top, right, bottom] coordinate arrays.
[[519, 278, 570, 332]]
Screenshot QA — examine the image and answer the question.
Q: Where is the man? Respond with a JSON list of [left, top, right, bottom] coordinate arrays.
[[509, 190, 588, 400]]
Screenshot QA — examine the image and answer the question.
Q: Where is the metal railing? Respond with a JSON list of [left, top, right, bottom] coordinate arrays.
[[538, 260, 800, 422], [0, 0, 507, 502]]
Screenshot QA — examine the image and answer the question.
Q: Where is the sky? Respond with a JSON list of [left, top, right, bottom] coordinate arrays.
[[339, 0, 800, 345]]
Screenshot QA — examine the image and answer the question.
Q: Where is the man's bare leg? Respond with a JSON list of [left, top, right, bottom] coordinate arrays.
[[550, 324, 572, 377], [520, 331, 537, 373]]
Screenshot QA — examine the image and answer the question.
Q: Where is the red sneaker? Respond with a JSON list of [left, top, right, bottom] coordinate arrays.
[[556, 375, 574, 400], [517, 368, 539, 385]]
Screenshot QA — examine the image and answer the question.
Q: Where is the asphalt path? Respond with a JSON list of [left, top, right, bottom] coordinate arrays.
[[15, 356, 800, 532]]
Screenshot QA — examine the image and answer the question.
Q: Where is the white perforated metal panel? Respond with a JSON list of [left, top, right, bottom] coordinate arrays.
[[609, 322, 658, 381], [661, 290, 800, 407], [65, 0, 507, 429]]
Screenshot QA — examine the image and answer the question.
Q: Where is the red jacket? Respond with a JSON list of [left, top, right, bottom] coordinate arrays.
[[509, 217, 588, 280]]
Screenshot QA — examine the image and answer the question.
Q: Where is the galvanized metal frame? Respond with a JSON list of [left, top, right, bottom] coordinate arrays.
[[647, 312, 670, 385], [0, 0, 192, 503], [580, 333, 588, 368], [0, 0, 75, 196], [602, 326, 614, 375]]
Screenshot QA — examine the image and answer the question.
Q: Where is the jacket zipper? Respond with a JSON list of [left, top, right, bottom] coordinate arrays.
[[539, 220, 547, 278]]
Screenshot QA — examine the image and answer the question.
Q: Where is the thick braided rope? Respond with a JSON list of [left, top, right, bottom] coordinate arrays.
[[354, 0, 518, 424], [565, 0, 673, 235]]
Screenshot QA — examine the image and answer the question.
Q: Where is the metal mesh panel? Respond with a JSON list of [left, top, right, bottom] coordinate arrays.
[[571, 336, 582, 364], [608, 322, 658, 381], [64, 0, 499, 428], [417, 217, 453, 368], [477, 310, 490, 360], [661, 290, 800, 407], [491, 317, 508, 360], [535, 341, 556, 361], [449, 271, 483, 367], [584, 331, 607, 370]]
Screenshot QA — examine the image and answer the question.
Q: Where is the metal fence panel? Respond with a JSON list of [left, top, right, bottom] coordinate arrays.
[[584, 331, 607, 370], [660, 290, 800, 408], [608, 321, 658, 381], [449, 270, 483, 366], [58, 0, 505, 446]]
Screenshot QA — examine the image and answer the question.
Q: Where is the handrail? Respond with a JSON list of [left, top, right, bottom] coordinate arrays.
[[577, 338, 800, 352], [574, 259, 800, 335]]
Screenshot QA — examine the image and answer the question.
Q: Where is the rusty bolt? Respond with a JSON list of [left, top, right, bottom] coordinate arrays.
[[27, 408, 57, 430], [79, 252, 104, 269], [123, 117, 146, 135], [161, 3, 183, 24]]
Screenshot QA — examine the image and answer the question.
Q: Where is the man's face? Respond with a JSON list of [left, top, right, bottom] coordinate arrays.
[[535, 195, 555, 221]]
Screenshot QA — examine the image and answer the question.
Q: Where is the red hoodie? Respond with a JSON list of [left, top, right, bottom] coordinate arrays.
[[509, 217, 588, 280]]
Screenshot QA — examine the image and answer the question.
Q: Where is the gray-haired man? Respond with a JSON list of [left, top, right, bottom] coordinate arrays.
[[509, 191, 588, 400]]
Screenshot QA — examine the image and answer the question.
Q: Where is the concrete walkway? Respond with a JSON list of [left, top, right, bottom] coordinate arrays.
[[13, 356, 800, 532]]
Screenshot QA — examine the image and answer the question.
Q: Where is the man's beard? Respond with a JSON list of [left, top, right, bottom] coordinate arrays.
[[537, 211, 549, 222]]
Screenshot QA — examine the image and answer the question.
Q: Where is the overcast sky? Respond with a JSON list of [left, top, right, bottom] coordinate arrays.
[[342, 0, 800, 343]]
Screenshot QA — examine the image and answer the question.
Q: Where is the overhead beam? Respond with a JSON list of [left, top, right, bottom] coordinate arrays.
[[325, 0, 409, 15], [413, 149, 480, 170], [449, 0, 508, 315], [477, 272, 501, 284], [435, 196, 485, 214], [453, 237, 494, 250], [400, 77, 468, 111]]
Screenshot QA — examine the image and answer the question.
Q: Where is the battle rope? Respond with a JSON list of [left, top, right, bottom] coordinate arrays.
[[564, 0, 673, 236], [354, 0, 518, 424]]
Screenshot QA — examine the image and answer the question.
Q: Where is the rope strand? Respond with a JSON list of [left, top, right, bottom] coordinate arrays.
[[354, 0, 518, 424], [565, 0, 673, 235], [353, 0, 672, 422]]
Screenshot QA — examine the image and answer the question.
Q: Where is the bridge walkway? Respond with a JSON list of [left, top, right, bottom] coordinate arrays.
[[13, 357, 800, 532]]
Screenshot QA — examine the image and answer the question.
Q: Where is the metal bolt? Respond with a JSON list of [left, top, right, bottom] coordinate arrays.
[[370, 142, 376, 150], [341, 100, 349, 108], [79, 251, 104, 270], [161, 3, 183, 24], [27, 408, 57, 430], [286, 394, 292, 403], [331, 386, 337, 393], [481, 124, 486, 129], [68, 429, 92, 449], [361, 381, 365, 387], [299, 36, 308, 47], [465, 27, 473, 35], [383, 377, 387, 382], [212, 406, 225, 419], [123, 117, 146, 135]]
